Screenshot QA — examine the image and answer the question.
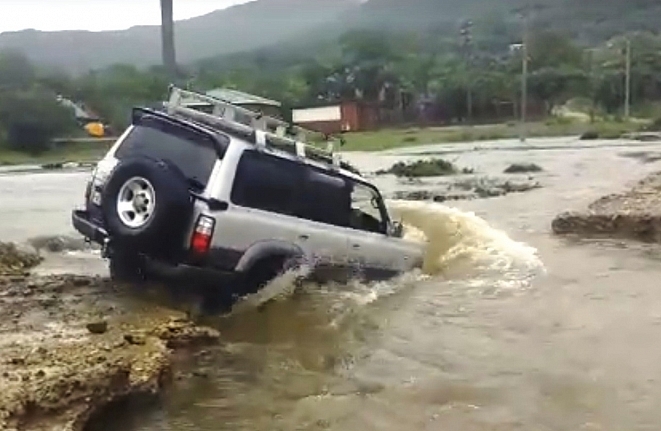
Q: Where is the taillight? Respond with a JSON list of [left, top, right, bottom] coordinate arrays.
[[190, 215, 215, 255]]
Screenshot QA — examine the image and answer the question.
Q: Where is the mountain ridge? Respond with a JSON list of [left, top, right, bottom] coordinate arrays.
[[0, 0, 658, 73], [0, 0, 359, 73]]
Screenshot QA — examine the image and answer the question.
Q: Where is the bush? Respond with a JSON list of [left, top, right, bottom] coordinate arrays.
[[0, 88, 77, 154], [600, 130, 625, 139], [545, 115, 573, 126], [644, 118, 661, 132]]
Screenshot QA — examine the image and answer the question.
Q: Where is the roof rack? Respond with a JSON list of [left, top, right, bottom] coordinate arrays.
[[164, 85, 347, 171]]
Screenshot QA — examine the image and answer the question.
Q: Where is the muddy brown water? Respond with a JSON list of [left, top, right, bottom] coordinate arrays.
[[3, 136, 661, 430]]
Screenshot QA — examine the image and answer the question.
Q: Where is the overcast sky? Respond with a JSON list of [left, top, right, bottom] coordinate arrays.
[[0, 0, 251, 33]]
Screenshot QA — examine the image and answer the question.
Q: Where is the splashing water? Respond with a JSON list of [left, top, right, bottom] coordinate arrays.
[[387, 199, 544, 278], [232, 264, 313, 312], [235, 200, 544, 311]]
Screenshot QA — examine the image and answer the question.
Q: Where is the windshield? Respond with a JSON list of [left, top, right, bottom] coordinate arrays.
[[114, 118, 218, 188]]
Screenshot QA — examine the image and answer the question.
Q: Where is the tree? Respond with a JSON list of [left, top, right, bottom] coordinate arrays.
[[335, 30, 402, 102], [0, 51, 36, 90], [528, 67, 588, 114], [528, 31, 583, 71]]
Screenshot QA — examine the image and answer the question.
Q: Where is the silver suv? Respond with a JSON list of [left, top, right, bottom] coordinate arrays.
[[71, 87, 424, 300]]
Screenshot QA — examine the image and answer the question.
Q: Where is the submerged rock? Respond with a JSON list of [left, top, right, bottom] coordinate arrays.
[[579, 131, 600, 140], [86, 321, 108, 334], [377, 158, 474, 178], [552, 171, 661, 242], [28, 235, 89, 253], [621, 132, 661, 142], [619, 151, 661, 164], [504, 163, 543, 174], [392, 176, 542, 203]]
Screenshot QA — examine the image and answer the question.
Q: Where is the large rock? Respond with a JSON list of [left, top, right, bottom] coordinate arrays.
[[552, 172, 661, 242], [0, 275, 220, 431]]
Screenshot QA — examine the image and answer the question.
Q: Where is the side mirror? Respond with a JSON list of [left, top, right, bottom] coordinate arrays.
[[389, 221, 404, 238]]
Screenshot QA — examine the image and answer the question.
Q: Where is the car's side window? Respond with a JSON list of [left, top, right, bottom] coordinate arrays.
[[348, 182, 387, 235], [298, 169, 352, 227], [230, 151, 304, 216], [231, 150, 387, 235]]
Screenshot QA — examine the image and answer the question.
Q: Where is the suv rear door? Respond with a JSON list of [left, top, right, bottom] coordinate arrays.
[[112, 114, 222, 192], [88, 114, 224, 224]]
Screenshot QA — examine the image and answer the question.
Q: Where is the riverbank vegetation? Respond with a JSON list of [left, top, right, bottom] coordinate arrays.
[[1, 21, 661, 161]]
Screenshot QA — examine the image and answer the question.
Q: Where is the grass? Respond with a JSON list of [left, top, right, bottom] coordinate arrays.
[[0, 140, 113, 166], [0, 118, 650, 166], [339, 119, 645, 152]]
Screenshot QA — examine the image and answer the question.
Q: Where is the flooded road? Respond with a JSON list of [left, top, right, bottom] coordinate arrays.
[[3, 137, 661, 430]]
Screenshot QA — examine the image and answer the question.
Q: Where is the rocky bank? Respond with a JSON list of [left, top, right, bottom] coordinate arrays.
[[0, 244, 220, 431], [552, 172, 661, 242]]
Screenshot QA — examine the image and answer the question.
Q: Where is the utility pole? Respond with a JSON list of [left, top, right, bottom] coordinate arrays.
[[521, 6, 531, 143], [460, 19, 474, 125], [624, 38, 631, 119], [160, 0, 178, 82], [585, 48, 596, 123]]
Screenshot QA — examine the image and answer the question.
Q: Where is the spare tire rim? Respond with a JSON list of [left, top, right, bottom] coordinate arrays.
[[116, 176, 157, 229]]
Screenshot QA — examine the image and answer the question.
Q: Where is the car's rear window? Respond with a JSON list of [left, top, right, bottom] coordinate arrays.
[[115, 117, 219, 187]]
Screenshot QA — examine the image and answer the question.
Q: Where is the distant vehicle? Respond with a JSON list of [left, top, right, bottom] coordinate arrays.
[[71, 86, 423, 303]]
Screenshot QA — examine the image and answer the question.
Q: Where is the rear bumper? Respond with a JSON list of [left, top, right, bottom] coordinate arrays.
[[71, 209, 236, 285], [148, 259, 237, 286], [71, 209, 108, 245]]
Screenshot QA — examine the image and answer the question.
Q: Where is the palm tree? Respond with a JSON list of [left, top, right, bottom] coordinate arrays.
[[160, 0, 177, 81]]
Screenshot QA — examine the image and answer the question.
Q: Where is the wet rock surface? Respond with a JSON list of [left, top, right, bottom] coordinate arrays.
[[0, 271, 220, 431], [0, 242, 43, 276], [391, 176, 542, 202], [619, 151, 661, 164], [621, 132, 661, 142], [553, 171, 661, 242], [28, 236, 90, 253]]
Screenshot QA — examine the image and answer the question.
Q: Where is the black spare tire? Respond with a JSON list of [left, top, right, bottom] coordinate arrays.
[[101, 157, 193, 258]]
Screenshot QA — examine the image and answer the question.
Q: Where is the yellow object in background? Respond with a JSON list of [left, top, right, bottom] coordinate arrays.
[[84, 122, 105, 137]]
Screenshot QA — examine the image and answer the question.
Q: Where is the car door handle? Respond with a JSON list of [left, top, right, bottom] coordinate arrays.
[[299, 234, 309, 240], [352, 244, 360, 249]]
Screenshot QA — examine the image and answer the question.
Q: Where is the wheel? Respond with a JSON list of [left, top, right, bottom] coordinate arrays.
[[109, 249, 145, 283], [239, 255, 307, 297], [240, 257, 286, 297], [101, 157, 193, 260]]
